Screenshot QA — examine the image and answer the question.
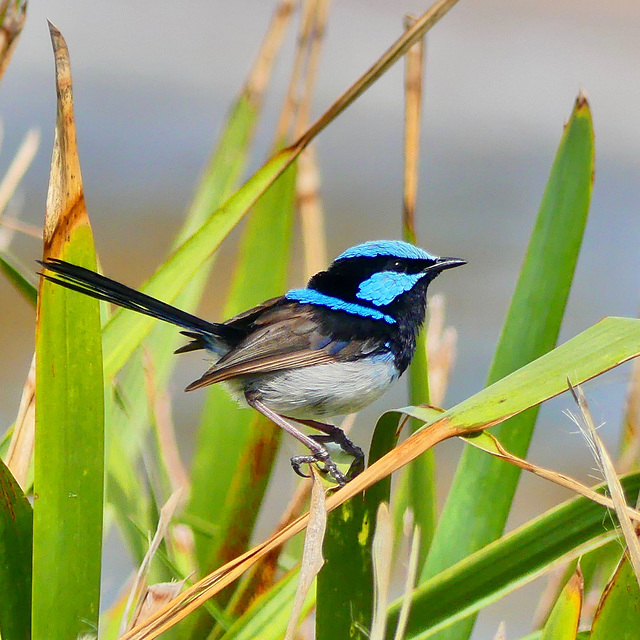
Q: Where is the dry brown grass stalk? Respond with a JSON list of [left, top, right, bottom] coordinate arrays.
[[294, 0, 460, 151], [295, 0, 330, 278], [246, 0, 299, 101], [283, 467, 326, 640], [465, 430, 640, 524], [568, 382, 640, 587], [6, 353, 35, 489], [402, 15, 425, 244], [0, 0, 26, 84], [121, 490, 186, 635]]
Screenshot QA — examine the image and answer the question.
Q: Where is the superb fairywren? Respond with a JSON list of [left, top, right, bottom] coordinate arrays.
[[39, 240, 464, 485]]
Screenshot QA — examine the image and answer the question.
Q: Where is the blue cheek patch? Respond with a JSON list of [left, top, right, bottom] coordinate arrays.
[[286, 289, 396, 324], [356, 271, 425, 307]]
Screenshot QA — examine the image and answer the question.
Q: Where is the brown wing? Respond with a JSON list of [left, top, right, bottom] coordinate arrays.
[[223, 296, 285, 327], [185, 308, 337, 391]]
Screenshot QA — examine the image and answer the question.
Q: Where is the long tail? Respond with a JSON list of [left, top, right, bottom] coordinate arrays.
[[38, 259, 241, 347]]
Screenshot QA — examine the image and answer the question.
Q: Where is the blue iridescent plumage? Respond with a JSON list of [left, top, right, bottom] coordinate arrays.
[[285, 288, 396, 323], [356, 271, 426, 306], [336, 240, 435, 262]]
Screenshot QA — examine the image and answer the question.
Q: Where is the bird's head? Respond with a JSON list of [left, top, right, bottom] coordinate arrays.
[[303, 240, 465, 326]]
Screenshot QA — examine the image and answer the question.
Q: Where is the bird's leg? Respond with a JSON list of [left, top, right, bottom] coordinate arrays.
[[246, 396, 347, 486], [288, 418, 365, 480]]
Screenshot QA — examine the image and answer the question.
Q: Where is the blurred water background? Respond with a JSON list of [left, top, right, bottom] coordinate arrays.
[[1, 0, 640, 636]]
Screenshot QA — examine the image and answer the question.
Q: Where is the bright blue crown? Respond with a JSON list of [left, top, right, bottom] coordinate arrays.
[[335, 240, 436, 262]]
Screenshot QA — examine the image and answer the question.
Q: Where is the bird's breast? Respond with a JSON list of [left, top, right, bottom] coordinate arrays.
[[235, 355, 400, 420]]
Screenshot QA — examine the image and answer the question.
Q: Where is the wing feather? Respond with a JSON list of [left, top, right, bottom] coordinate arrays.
[[185, 309, 338, 392], [185, 349, 334, 391]]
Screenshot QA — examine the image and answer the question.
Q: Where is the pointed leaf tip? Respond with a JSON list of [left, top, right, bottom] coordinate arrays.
[[576, 90, 589, 111]]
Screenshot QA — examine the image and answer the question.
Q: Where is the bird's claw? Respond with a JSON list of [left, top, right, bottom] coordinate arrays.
[[290, 451, 348, 486]]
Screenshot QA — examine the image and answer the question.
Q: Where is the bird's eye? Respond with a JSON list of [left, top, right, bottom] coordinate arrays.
[[392, 260, 404, 271]]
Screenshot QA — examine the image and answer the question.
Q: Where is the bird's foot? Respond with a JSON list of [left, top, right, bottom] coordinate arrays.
[[288, 418, 365, 482], [290, 448, 347, 486]]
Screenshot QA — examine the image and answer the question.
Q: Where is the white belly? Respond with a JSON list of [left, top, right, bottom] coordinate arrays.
[[234, 358, 399, 419]]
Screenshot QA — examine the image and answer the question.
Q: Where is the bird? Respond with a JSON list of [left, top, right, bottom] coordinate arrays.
[[39, 240, 465, 485]]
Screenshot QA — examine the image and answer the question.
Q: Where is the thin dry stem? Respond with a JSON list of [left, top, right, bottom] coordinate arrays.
[[284, 467, 326, 640], [246, 0, 299, 101], [426, 295, 457, 407], [6, 353, 35, 489], [465, 430, 640, 524], [121, 490, 185, 635], [296, 0, 460, 151], [619, 323, 640, 472], [294, 0, 330, 277], [293, 0, 330, 137], [402, 15, 425, 244], [297, 147, 327, 278], [274, 0, 320, 142], [0, 216, 43, 240], [569, 382, 640, 586], [0, 0, 26, 84], [0, 128, 40, 216], [392, 519, 421, 640], [143, 351, 190, 492]]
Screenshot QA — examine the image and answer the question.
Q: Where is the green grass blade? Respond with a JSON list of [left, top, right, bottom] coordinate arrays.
[[0, 251, 37, 307], [316, 495, 372, 640], [0, 458, 32, 640], [34, 228, 104, 640], [540, 569, 582, 640], [385, 474, 640, 640], [32, 25, 105, 640], [589, 555, 640, 640], [189, 162, 297, 578], [422, 94, 595, 639]]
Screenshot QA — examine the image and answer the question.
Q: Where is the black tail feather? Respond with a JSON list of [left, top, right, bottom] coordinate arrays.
[[38, 259, 241, 345]]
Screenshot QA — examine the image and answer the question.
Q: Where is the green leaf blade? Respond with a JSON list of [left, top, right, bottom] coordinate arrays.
[[540, 569, 582, 640], [589, 555, 640, 640], [0, 458, 32, 640], [33, 231, 105, 640], [422, 95, 596, 640]]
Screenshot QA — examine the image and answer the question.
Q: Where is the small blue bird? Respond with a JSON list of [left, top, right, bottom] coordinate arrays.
[[39, 240, 464, 485]]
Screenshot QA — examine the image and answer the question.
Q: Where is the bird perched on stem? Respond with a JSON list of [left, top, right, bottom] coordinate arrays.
[[39, 240, 464, 485]]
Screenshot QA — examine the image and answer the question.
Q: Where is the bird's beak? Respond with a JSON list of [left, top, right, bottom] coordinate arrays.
[[425, 257, 467, 273]]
